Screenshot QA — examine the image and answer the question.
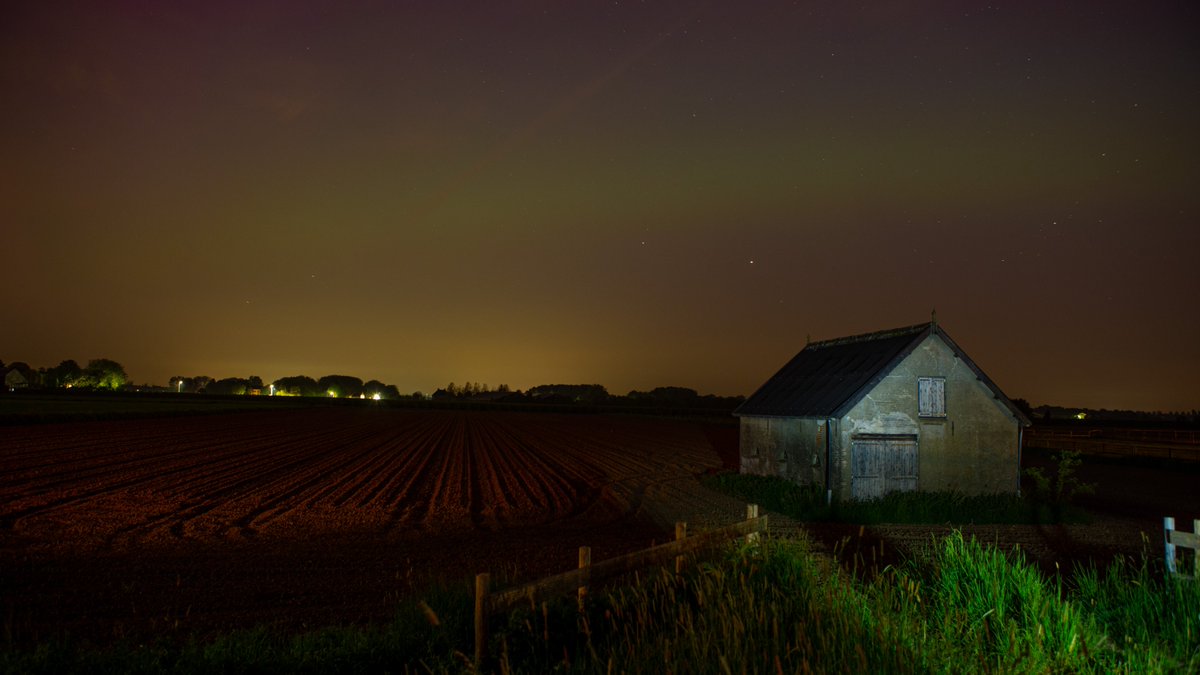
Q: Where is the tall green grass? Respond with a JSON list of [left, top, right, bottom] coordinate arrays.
[[1073, 551, 1200, 672], [492, 534, 1199, 674], [702, 472, 1085, 524], [493, 538, 931, 674]]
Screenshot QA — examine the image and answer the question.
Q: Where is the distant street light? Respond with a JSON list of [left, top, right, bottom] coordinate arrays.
[[269, 383, 275, 396], [177, 380, 182, 393]]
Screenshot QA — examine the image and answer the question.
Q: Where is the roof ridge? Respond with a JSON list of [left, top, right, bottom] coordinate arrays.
[[808, 322, 930, 349]]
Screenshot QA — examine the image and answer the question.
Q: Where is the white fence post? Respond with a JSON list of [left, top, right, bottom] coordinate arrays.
[[1163, 516, 1200, 580], [1165, 516, 1177, 576], [1194, 519, 1200, 579]]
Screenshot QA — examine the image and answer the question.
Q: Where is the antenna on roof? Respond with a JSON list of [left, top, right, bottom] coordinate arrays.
[[931, 308, 938, 327]]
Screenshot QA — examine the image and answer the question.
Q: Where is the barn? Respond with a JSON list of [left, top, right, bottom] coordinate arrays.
[[734, 320, 1031, 501]]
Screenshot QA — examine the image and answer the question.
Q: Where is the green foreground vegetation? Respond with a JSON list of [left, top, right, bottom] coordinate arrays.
[[4, 534, 1197, 674]]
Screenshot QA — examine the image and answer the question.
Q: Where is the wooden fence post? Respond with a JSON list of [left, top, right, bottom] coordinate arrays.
[[746, 504, 760, 545], [1164, 517, 1200, 579], [578, 546, 591, 610], [1194, 519, 1200, 579], [474, 572, 490, 667], [480, 514, 774, 630], [675, 522, 687, 573], [1165, 517, 1177, 577]]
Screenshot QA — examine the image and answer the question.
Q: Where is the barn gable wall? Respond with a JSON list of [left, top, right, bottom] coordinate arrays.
[[834, 333, 1019, 498], [739, 416, 826, 488]]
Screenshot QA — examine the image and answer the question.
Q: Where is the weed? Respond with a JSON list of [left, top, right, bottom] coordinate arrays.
[[1025, 450, 1097, 520]]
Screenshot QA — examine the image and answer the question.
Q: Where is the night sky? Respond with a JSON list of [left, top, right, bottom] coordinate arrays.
[[3, 2, 1197, 411]]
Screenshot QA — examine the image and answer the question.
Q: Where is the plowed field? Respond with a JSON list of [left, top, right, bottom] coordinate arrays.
[[0, 407, 740, 644]]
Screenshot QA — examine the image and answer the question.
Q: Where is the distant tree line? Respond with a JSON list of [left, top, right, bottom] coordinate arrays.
[[1030, 403, 1200, 426], [430, 381, 745, 412], [266, 375, 405, 400], [169, 375, 264, 396], [5, 355, 740, 412], [166, 373, 408, 400], [1, 358, 128, 391], [0, 356, 411, 401]]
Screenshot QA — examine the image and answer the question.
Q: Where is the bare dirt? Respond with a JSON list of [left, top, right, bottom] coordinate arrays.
[[2, 410, 1195, 647], [0, 409, 733, 645]]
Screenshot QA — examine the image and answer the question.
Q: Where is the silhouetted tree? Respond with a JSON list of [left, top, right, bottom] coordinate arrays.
[[318, 375, 364, 398], [527, 384, 609, 404], [79, 359, 128, 390], [274, 375, 320, 397], [1011, 398, 1033, 419], [50, 359, 82, 387], [363, 379, 400, 399], [207, 378, 250, 395]]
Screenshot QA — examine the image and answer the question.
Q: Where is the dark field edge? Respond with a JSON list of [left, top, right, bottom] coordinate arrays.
[[1023, 444, 1200, 474], [0, 392, 742, 426], [700, 472, 1091, 525], [0, 578, 477, 675]]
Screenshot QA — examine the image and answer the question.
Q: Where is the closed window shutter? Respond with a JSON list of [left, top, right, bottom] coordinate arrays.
[[919, 377, 945, 417]]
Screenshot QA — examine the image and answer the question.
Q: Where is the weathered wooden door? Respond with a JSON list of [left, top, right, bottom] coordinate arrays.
[[851, 435, 918, 500]]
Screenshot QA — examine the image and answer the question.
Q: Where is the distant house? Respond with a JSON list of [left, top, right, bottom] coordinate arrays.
[[734, 321, 1030, 501], [4, 367, 30, 391]]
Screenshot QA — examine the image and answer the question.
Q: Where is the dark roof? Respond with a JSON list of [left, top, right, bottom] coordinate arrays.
[[734, 322, 1030, 425]]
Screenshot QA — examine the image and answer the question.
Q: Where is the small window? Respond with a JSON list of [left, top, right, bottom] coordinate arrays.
[[918, 377, 945, 417]]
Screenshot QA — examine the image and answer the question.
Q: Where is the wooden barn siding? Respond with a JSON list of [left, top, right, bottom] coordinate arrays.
[[739, 416, 826, 488], [850, 436, 918, 500], [835, 334, 1019, 499]]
